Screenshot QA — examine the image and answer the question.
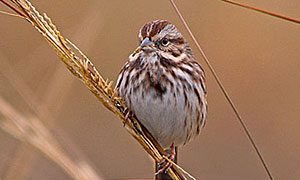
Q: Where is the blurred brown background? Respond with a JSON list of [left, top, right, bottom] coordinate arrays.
[[0, 0, 299, 179]]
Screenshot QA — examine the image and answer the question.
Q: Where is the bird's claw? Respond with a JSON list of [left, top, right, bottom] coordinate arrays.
[[123, 108, 132, 127], [155, 143, 176, 175]]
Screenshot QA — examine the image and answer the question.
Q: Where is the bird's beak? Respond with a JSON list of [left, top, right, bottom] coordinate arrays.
[[140, 37, 154, 48], [132, 38, 154, 55]]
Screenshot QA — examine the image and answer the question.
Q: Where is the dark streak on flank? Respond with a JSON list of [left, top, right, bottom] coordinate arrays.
[[194, 86, 201, 104], [124, 71, 130, 89], [200, 113, 204, 127], [183, 91, 188, 107], [196, 110, 201, 134], [184, 116, 187, 128], [116, 70, 124, 89]]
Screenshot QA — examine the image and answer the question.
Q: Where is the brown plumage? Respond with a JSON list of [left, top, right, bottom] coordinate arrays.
[[116, 20, 207, 149]]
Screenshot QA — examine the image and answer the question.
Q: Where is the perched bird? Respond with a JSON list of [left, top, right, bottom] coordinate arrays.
[[116, 20, 207, 176]]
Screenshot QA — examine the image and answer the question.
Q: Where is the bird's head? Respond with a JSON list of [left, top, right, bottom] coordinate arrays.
[[136, 20, 191, 58]]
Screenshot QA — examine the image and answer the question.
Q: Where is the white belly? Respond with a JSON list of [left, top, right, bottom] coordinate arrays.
[[128, 83, 199, 148], [131, 89, 186, 147], [117, 52, 206, 148]]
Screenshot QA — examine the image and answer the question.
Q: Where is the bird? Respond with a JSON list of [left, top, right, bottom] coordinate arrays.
[[116, 19, 207, 176]]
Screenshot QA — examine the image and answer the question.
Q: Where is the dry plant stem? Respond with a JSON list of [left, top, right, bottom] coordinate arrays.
[[220, 0, 300, 24], [0, 0, 25, 17], [0, 55, 97, 179], [0, 9, 24, 18], [0, 97, 102, 180], [163, 155, 196, 180], [0, 0, 189, 179], [169, 0, 273, 179]]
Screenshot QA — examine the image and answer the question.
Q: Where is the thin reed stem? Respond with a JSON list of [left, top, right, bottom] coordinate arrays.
[[169, 0, 274, 180], [0, 0, 25, 17], [220, 0, 300, 24], [0, 10, 24, 18]]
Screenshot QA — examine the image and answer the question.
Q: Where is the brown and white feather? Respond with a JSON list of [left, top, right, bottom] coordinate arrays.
[[116, 20, 207, 148]]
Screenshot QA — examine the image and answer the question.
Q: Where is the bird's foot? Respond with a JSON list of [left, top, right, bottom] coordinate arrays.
[[155, 143, 176, 175], [123, 108, 133, 127]]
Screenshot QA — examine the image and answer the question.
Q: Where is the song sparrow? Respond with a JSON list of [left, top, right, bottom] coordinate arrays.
[[116, 19, 207, 157]]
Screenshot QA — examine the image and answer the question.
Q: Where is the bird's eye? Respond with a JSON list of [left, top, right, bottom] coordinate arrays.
[[161, 38, 169, 46]]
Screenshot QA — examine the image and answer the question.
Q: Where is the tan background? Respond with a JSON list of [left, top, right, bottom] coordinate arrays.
[[0, 0, 299, 179]]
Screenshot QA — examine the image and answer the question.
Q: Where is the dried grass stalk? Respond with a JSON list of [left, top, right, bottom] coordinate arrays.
[[0, 0, 194, 179], [0, 97, 102, 180]]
